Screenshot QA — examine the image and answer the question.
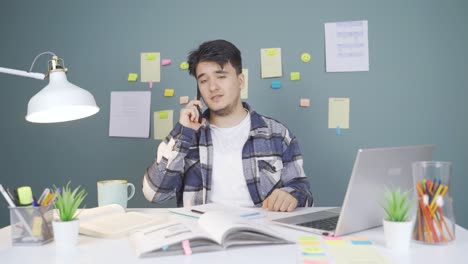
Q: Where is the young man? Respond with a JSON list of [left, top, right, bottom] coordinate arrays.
[[143, 40, 313, 212]]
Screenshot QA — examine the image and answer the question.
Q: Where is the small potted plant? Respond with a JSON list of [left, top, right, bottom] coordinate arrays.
[[52, 181, 87, 248], [382, 187, 414, 251]]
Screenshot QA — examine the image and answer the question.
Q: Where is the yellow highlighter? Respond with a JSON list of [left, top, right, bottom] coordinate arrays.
[[17, 186, 33, 206]]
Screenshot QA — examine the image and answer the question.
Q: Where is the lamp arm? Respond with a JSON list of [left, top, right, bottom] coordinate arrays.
[[0, 67, 45, 80], [0, 51, 57, 80]]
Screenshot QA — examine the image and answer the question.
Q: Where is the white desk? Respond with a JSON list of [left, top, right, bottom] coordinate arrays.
[[0, 207, 467, 264]]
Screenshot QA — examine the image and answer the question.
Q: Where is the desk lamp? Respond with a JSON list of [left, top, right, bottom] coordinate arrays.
[[0, 52, 99, 123]]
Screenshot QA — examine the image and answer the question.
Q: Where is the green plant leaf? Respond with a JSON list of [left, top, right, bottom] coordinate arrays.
[[54, 181, 88, 222]]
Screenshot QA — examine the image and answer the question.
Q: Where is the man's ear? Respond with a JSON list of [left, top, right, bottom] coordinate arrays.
[[238, 72, 245, 90]]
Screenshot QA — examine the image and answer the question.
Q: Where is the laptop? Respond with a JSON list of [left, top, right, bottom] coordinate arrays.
[[272, 145, 434, 236]]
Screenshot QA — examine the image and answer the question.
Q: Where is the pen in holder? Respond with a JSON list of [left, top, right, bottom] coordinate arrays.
[[9, 204, 54, 246], [412, 161, 455, 244]]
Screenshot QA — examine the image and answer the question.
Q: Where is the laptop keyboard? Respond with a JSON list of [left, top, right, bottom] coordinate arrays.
[[298, 216, 339, 231]]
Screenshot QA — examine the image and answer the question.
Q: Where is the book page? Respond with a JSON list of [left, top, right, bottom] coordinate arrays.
[[129, 221, 218, 257], [169, 203, 263, 219], [78, 204, 124, 222], [78, 205, 167, 238]]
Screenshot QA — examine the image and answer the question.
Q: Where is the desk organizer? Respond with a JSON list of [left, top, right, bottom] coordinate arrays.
[[412, 161, 455, 244], [9, 205, 54, 246]]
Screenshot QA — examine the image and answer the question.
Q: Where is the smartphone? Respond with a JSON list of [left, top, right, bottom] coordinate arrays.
[[196, 84, 203, 124]]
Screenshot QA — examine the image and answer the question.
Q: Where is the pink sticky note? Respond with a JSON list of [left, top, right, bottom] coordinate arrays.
[[322, 236, 343, 240], [182, 240, 192, 255], [161, 59, 171, 66], [303, 260, 329, 264], [149, 81, 153, 89]]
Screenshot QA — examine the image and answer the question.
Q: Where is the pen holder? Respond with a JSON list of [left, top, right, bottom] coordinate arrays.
[[412, 161, 455, 244], [9, 205, 54, 246]]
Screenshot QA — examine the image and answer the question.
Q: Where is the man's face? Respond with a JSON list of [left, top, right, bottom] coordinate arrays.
[[196, 61, 244, 116]]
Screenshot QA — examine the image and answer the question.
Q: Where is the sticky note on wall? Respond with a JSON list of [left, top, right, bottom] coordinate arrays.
[[141, 52, 161, 82], [180, 61, 189, 70], [128, 73, 138, 82], [161, 59, 171, 66], [328, 98, 350, 129], [290, 72, 301, 81], [154, 110, 173, 140], [159, 111, 169, 119], [271, 80, 281, 89], [146, 53, 157, 60], [164, 89, 174, 97], [180, 96, 189, 104], [261, 48, 282, 78], [300, 98, 310, 107]]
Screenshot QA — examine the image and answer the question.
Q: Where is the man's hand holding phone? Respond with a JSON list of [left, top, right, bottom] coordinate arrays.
[[179, 99, 205, 130]]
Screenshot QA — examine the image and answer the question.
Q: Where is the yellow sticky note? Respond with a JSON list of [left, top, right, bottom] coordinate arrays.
[[141, 52, 160, 82], [301, 52, 311, 62], [180, 61, 189, 70], [159, 111, 169, 119], [241, 68, 249, 99], [302, 247, 324, 253], [325, 240, 346, 246], [298, 236, 319, 241], [146, 53, 157, 60], [154, 110, 173, 140], [179, 96, 189, 104], [261, 48, 282, 78], [328, 98, 350, 129], [267, 48, 277, 56], [290, 72, 301, 81], [164, 89, 174, 97], [128, 73, 138, 82], [299, 240, 321, 246]]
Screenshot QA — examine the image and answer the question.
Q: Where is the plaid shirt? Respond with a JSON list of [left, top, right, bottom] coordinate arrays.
[[143, 102, 313, 207]]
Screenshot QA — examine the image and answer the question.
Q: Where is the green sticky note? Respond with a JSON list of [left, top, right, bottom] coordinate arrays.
[[298, 236, 319, 241], [290, 72, 301, 81], [180, 61, 189, 70], [128, 73, 138, 82], [146, 53, 157, 60], [159, 111, 169, 119]]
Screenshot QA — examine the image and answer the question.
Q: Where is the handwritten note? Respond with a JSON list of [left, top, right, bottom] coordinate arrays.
[[141, 52, 161, 82], [109, 91, 151, 138], [261, 48, 282, 78], [328, 98, 350, 129], [325, 20, 369, 72], [154, 110, 173, 140]]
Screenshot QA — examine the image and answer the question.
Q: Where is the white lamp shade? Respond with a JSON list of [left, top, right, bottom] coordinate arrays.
[[26, 71, 99, 123]]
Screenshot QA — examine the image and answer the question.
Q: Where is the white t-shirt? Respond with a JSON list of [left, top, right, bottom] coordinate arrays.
[[208, 112, 254, 207]]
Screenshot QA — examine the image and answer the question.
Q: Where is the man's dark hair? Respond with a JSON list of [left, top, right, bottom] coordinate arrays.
[[188, 39, 242, 77]]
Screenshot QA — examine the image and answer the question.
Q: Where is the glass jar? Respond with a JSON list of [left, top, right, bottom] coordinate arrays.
[[412, 161, 455, 244]]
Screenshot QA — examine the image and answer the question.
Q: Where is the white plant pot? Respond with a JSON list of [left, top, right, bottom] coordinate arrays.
[[383, 219, 413, 251], [52, 219, 80, 248]]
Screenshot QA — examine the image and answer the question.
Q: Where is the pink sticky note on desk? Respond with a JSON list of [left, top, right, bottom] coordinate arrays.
[[322, 236, 343, 240], [182, 240, 192, 255], [161, 59, 171, 66]]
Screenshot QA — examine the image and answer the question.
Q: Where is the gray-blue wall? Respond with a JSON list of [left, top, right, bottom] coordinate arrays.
[[1, 0, 467, 229]]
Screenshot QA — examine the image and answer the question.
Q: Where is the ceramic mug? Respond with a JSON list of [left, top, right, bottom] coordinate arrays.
[[97, 180, 135, 209]]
